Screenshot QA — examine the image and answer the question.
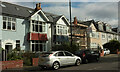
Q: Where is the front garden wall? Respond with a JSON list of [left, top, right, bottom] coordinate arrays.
[[1, 60, 23, 70]]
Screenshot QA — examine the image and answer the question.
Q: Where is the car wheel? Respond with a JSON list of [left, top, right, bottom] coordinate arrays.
[[84, 59, 88, 64], [96, 58, 99, 62], [75, 59, 80, 66], [52, 62, 60, 70]]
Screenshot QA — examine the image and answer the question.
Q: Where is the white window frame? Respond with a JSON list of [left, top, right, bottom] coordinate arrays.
[[31, 20, 46, 33], [16, 40, 20, 50], [90, 43, 97, 48], [102, 33, 106, 39], [56, 25, 68, 35], [31, 41, 46, 52], [3, 16, 16, 31]]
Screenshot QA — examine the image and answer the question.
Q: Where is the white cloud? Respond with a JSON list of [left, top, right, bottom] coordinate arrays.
[[10, 2, 118, 27], [107, 19, 118, 28], [43, 2, 118, 27]]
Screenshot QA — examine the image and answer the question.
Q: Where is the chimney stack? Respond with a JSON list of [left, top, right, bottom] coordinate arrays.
[[35, 3, 42, 11], [73, 17, 77, 25]]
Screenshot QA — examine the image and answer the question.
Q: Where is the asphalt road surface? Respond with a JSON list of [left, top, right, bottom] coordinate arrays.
[[2, 54, 120, 72]]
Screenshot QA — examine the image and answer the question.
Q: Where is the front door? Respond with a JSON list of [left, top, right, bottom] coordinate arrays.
[[5, 44, 12, 53]]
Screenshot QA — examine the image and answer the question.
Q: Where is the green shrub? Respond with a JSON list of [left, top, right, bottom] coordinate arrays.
[[23, 58, 31, 66], [103, 39, 120, 53], [7, 52, 23, 61], [22, 51, 38, 66]]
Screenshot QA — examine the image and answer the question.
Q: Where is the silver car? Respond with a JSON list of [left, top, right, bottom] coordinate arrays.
[[38, 51, 81, 70]]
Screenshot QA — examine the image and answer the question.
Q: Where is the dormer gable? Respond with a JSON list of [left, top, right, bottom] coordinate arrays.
[[30, 10, 49, 22]]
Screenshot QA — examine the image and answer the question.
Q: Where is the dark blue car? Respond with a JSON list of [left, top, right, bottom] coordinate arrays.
[[74, 49, 100, 64]]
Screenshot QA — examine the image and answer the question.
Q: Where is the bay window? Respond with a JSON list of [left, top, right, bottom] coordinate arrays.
[[32, 20, 46, 33], [55, 25, 67, 35], [31, 41, 46, 52]]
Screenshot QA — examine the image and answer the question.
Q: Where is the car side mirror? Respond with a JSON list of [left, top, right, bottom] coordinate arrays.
[[72, 54, 75, 57]]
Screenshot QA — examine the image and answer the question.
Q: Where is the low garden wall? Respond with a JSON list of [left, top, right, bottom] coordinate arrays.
[[1, 60, 23, 70]]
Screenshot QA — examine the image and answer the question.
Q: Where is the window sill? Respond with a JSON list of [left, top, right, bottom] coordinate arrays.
[[54, 34, 68, 36], [31, 32, 47, 34], [32, 51, 47, 53], [102, 38, 106, 39], [2, 29, 16, 32]]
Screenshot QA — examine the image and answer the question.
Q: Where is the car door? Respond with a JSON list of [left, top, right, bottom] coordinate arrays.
[[57, 52, 68, 66], [106, 49, 109, 54], [64, 51, 76, 65], [90, 51, 98, 59], [85, 50, 93, 60]]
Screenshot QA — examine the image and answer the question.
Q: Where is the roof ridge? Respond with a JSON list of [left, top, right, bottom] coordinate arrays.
[[2, 1, 34, 10], [43, 11, 60, 16], [2, 1, 61, 17]]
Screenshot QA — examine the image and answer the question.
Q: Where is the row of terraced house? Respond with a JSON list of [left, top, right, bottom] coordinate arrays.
[[0, 2, 120, 54], [72, 17, 120, 50]]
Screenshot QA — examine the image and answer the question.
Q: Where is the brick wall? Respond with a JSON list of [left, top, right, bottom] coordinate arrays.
[[117, 49, 120, 54], [32, 58, 39, 66], [1, 60, 23, 70]]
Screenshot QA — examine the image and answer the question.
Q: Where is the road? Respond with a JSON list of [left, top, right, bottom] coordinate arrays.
[[2, 54, 120, 72]]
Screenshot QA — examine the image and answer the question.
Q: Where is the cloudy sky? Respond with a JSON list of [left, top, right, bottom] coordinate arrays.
[[3, 0, 119, 28]]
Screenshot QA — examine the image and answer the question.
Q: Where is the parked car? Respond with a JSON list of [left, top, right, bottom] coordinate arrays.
[[38, 51, 81, 70], [74, 49, 100, 64], [104, 48, 110, 56]]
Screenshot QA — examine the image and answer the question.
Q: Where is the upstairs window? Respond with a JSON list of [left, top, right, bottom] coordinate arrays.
[[56, 25, 67, 35], [102, 33, 105, 39], [32, 20, 46, 33], [3, 16, 16, 31]]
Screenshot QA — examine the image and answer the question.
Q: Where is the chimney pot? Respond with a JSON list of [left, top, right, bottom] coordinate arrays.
[[35, 3, 42, 11], [73, 17, 77, 25]]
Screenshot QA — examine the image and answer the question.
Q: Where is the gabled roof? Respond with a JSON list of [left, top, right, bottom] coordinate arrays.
[[0, 1, 68, 23], [56, 15, 70, 26], [77, 19, 118, 34], [77, 20, 94, 27], [43, 11, 60, 22], [77, 20, 98, 30], [30, 10, 49, 21], [112, 27, 118, 33]]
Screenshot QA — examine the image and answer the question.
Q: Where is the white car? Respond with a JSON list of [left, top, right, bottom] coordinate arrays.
[[38, 51, 81, 70], [104, 48, 110, 56]]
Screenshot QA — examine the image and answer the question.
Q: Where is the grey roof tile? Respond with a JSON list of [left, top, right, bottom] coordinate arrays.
[[0, 1, 62, 22], [1, 2, 34, 18]]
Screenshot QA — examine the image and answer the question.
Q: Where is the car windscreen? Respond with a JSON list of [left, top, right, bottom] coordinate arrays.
[[75, 50, 84, 54], [40, 52, 53, 57]]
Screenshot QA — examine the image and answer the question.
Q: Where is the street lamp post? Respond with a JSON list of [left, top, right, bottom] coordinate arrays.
[[69, 0, 72, 46]]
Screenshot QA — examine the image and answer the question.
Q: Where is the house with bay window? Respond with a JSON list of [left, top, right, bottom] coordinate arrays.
[[51, 15, 70, 46], [0, 2, 69, 53]]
